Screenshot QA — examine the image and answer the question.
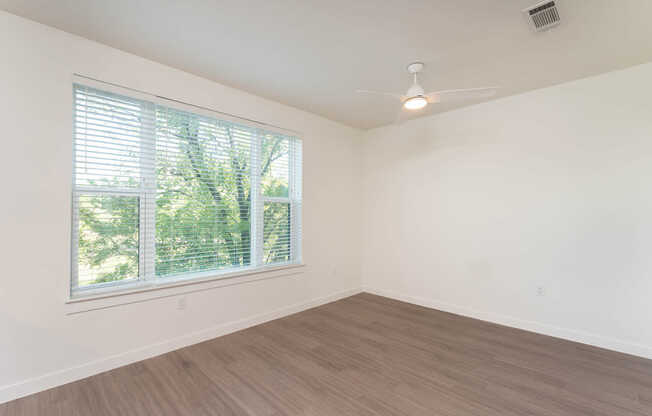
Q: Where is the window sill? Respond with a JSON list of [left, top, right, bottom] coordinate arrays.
[[65, 263, 306, 315]]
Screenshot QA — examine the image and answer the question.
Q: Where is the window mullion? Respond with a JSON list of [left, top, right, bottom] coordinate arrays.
[[140, 102, 157, 281], [251, 130, 264, 267], [289, 138, 297, 263], [294, 138, 302, 263], [70, 192, 80, 292]]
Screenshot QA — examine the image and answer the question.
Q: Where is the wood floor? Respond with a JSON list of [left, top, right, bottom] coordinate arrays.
[[3, 293, 652, 415]]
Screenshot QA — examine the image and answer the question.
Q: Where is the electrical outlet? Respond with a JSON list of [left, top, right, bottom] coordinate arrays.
[[177, 296, 187, 310], [536, 286, 545, 296]]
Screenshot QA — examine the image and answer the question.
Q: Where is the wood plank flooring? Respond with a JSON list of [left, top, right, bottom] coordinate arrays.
[[3, 293, 652, 415]]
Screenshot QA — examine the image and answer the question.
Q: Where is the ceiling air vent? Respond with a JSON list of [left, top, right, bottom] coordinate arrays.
[[524, 1, 561, 32]]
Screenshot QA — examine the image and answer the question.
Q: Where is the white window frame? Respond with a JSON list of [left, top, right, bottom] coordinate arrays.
[[253, 132, 302, 268], [70, 78, 303, 300]]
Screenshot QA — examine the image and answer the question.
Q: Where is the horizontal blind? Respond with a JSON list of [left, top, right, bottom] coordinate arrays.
[[155, 106, 254, 277], [73, 85, 155, 288], [72, 83, 302, 294], [252, 133, 302, 266], [74, 85, 156, 190]]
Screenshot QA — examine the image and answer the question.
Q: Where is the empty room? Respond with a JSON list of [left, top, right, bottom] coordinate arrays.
[[2, 0, 652, 414]]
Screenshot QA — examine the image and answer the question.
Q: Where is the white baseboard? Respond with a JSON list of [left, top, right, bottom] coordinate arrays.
[[0, 287, 362, 405], [363, 287, 652, 361]]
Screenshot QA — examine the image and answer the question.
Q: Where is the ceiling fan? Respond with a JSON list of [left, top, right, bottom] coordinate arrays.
[[357, 62, 499, 114]]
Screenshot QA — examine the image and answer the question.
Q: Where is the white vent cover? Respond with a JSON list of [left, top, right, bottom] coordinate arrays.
[[524, 1, 561, 32]]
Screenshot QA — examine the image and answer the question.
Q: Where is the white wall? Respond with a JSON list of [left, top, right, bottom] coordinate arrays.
[[362, 62, 652, 359], [0, 11, 362, 403]]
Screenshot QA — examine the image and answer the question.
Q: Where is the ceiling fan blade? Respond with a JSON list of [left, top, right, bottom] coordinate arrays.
[[426, 87, 499, 103], [356, 89, 404, 100]]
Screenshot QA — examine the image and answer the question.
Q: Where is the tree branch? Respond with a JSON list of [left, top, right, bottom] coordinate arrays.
[[261, 137, 285, 178], [226, 126, 251, 265], [176, 124, 238, 264]]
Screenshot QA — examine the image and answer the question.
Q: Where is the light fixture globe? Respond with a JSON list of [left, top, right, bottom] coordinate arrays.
[[403, 96, 428, 110]]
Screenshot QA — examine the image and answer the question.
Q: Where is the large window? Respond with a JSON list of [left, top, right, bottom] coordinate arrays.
[[71, 83, 302, 296]]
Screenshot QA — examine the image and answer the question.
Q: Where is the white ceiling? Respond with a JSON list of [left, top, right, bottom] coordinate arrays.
[[2, 0, 652, 129]]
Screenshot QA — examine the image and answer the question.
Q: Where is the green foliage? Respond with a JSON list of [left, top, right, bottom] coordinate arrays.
[[77, 113, 292, 286], [263, 202, 291, 264], [77, 194, 139, 284], [261, 177, 289, 197], [261, 135, 290, 197], [154, 115, 252, 275]]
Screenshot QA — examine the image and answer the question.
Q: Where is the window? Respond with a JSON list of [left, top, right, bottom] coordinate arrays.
[[71, 83, 302, 296]]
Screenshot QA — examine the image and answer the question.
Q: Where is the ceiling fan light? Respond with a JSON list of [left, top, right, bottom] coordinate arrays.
[[403, 96, 428, 110]]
